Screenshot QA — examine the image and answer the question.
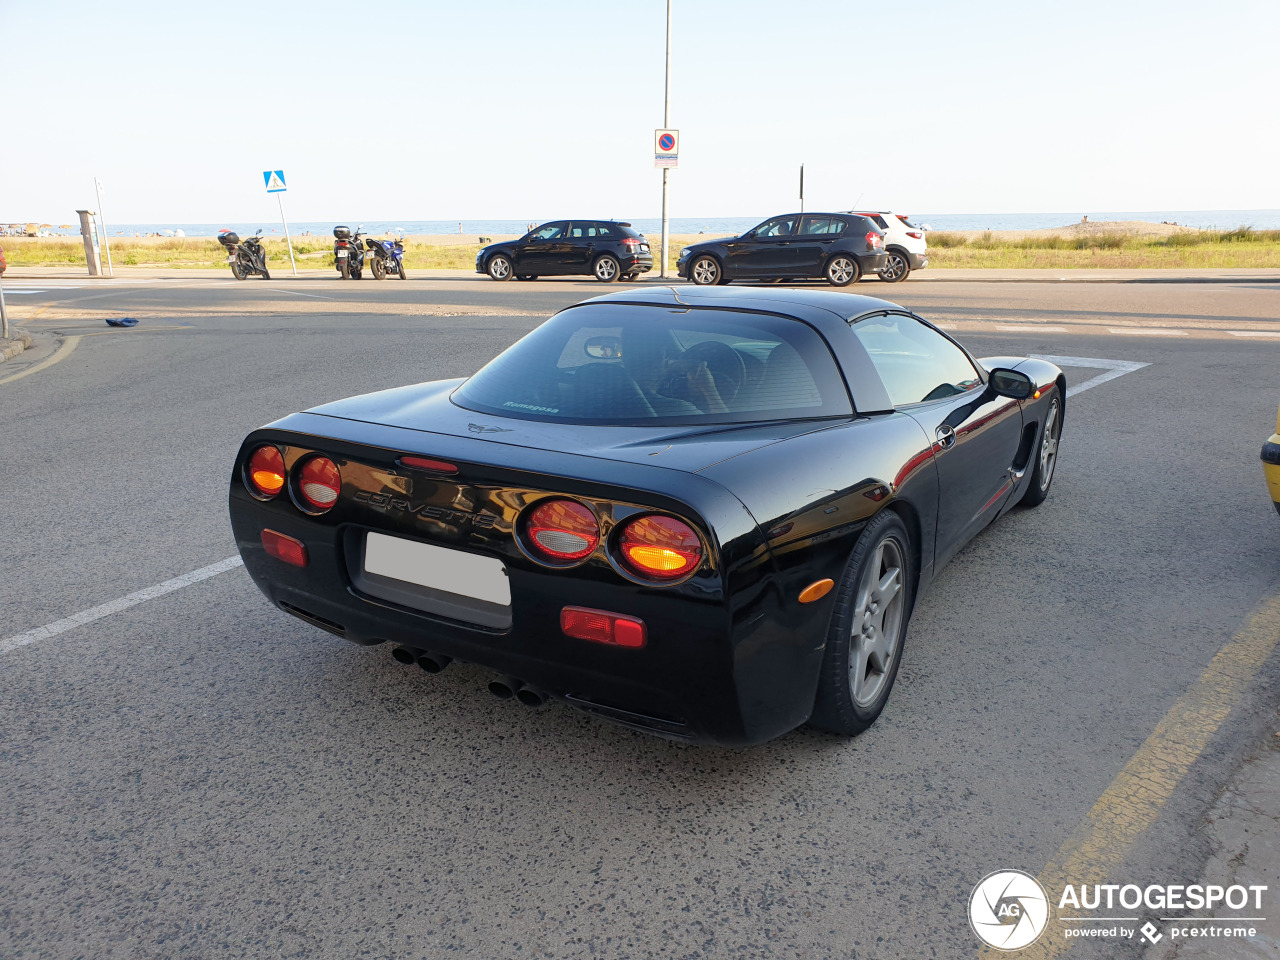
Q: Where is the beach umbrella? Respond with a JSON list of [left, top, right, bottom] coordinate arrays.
[[39, 223, 52, 228], [59, 224, 72, 229]]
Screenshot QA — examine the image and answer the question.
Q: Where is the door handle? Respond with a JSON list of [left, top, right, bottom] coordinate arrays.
[[935, 424, 956, 449]]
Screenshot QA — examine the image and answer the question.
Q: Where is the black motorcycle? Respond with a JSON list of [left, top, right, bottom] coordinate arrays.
[[333, 225, 365, 280], [365, 233, 407, 280], [217, 229, 270, 280]]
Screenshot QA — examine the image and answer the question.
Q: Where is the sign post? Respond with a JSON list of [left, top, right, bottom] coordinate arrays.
[[94, 178, 114, 277], [656, 0, 674, 279], [263, 170, 297, 276]]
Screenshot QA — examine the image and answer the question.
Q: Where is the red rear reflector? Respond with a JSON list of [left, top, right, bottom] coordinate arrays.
[[398, 455, 459, 475], [525, 499, 600, 561], [618, 514, 702, 579], [262, 529, 307, 567], [247, 445, 285, 497], [298, 457, 341, 511], [561, 606, 647, 648]]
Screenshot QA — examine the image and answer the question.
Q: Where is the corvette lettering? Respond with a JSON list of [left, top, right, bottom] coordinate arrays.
[[353, 491, 498, 528]]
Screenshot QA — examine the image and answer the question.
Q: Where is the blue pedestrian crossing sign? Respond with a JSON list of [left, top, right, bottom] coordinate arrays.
[[263, 170, 287, 193]]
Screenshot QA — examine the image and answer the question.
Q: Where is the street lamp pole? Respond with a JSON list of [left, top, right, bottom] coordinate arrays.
[[660, 0, 672, 279]]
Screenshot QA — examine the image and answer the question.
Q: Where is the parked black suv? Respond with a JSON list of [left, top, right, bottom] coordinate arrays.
[[676, 213, 886, 286], [477, 220, 654, 282]]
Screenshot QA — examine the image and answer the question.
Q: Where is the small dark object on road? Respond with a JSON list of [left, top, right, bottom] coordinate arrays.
[[105, 317, 138, 327]]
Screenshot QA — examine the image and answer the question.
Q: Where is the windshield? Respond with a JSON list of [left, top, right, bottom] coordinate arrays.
[[453, 303, 852, 425]]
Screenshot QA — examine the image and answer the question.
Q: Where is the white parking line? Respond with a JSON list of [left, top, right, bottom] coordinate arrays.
[[1106, 327, 1188, 337], [995, 324, 1069, 333], [1031, 355, 1151, 398], [2, 289, 50, 295], [0, 556, 243, 656], [1227, 330, 1280, 339]]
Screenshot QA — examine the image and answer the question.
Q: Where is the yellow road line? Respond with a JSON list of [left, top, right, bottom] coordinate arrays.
[[981, 591, 1280, 958], [0, 335, 82, 386]]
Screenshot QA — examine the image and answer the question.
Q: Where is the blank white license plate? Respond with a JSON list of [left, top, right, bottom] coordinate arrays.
[[336, 249, 348, 257], [363, 533, 510, 606]]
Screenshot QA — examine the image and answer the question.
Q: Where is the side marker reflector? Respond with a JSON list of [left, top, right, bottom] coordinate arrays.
[[262, 529, 308, 567], [798, 578, 834, 604]]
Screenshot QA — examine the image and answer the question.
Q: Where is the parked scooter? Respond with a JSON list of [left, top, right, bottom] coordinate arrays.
[[333, 225, 365, 280], [365, 233, 407, 280], [217, 229, 270, 280]]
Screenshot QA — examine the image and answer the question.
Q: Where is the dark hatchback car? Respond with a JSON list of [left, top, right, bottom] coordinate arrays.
[[477, 220, 654, 282], [677, 213, 887, 287]]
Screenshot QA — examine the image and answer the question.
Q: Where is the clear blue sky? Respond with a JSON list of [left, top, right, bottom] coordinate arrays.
[[3, 0, 1277, 223]]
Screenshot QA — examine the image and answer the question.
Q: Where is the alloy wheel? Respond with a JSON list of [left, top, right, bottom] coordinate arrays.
[[691, 257, 719, 285], [1039, 399, 1061, 491], [849, 536, 906, 707]]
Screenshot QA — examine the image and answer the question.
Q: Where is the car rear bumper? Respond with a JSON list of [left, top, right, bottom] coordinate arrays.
[[621, 253, 653, 272], [908, 251, 929, 270], [228, 423, 829, 746], [863, 252, 889, 273], [1263, 435, 1280, 512]]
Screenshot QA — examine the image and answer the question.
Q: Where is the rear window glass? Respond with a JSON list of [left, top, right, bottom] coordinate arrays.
[[453, 303, 852, 425]]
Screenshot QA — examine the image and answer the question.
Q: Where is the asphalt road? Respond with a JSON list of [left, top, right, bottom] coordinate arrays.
[[2, 272, 1279, 959]]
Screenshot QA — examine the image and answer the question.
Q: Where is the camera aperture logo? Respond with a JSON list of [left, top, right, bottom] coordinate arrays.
[[969, 870, 1051, 951]]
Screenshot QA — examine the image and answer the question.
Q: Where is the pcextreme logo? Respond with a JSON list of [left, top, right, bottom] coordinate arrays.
[[969, 870, 1050, 950]]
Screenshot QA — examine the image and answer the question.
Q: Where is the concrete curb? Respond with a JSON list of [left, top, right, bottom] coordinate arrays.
[[0, 331, 32, 363]]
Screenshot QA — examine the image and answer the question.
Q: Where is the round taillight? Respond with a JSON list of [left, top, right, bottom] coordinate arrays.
[[247, 445, 285, 498], [618, 515, 702, 580], [298, 456, 341, 512], [524, 499, 599, 562]]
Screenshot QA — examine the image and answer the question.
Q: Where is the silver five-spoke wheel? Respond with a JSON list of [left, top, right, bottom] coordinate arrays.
[[849, 537, 905, 708], [1038, 398, 1060, 492]]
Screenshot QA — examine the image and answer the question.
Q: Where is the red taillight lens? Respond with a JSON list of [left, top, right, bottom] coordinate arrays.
[[525, 499, 599, 561], [262, 529, 307, 567], [906, 231, 923, 239], [561, 606, 646, 648], [618, 515, 702, 579], [866, 231, 884, 248], [622, 237, 641, 250], [247, 445, 285, 497], [298, 456, 341, 511], [398, 455, 458, 475]]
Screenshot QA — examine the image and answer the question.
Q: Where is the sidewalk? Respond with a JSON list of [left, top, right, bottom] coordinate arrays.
[[1146, 724, 1280, 959], [3, 266, 1280, 283]]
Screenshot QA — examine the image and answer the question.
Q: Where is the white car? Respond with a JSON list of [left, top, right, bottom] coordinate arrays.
[[847, 211, 929, 282]]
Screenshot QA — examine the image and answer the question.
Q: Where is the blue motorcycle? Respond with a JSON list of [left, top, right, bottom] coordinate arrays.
[[365, 234, 406, 280]]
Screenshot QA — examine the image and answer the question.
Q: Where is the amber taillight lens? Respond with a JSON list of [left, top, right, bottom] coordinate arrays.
[[618, 515, 702, 580], [298, 457, 341, 512], [524, 499, 599, 562], [247, 445, 286, 498]]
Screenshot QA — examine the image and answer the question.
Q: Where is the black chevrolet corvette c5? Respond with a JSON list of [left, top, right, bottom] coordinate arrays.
[[229, 286, 1065, 746]]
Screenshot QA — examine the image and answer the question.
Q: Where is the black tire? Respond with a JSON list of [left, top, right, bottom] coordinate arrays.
[[690, 255, 721, 286], [397, 261, 406, 280], [230, 260, 247, 280], [809, 510, 915, 736], [371, 256, 386, 280], [487, 254, 513, 281], [261, 268, 271, 280], [339, 259, 350, 280], [516, 274, 536, 281], [825, 255, 861, 287], [593, 254, 620, 282], [621, 272, 638, 282], [879, 250, 911, 283], [1019, 388, 1062, 507]]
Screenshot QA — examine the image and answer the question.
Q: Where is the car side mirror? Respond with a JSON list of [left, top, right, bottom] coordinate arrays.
[[988, 368, 1034, 400]]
